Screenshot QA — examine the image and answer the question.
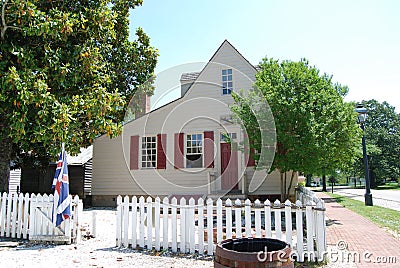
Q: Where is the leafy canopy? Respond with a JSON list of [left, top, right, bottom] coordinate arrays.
[[231, 57, 361, 177], [0, 0, 158, 169]]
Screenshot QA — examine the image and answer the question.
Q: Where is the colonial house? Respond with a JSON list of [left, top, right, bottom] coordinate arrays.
[[91, 40, 298, 206]]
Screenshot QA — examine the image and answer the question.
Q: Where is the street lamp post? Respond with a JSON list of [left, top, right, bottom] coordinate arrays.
[[355, 103, 373, 206]]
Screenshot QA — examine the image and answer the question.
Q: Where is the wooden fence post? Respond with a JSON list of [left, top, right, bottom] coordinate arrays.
[[171, 197, 177, 252], [225, 199, 232, 239], [146, 197, 153, 250], [206, 198, 213, 255], [274, 200, 282, 240], [179, 197, 186, 253], [244, 199, 251, 237], [296, 200, 304, 262], [131, 196, 138, 248], [155, 197, 161, 251], [188, 198, 195, 253], [264, 200, 271, 238], [22, 193, 30, 239], [123, 195, 129, 247], [306, 201, 315, 260], [138, 196, 145, 248], [116, 195, 122, 247], [216, 199, 223, 243], [254, 199, 261, 238], [284, 199, 292, 245], [234, 199, 242, 239], [198, 197, 205, 254], [162, 197, 169, 250]]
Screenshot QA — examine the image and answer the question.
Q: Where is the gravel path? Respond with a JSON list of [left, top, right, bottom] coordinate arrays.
[[0, 208, 213, 268]]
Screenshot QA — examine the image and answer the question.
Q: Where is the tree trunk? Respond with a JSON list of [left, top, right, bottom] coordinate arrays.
[[322, 174, 327, 192], [285, 171, 295, 200], [306, 174, 312, 187], [0, 136, 12, 192], [280, 172, 284, 201]]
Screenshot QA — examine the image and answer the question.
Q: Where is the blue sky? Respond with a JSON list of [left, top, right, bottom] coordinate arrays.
[[130, 0, 400, 111]]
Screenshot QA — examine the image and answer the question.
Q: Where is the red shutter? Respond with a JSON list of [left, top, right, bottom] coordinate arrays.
[[157, 134, 167, 169], [174, 133, 184, 169], [204, 131, 214, 168], [130, 135, 139, 170], [244, 133, 255, 167]]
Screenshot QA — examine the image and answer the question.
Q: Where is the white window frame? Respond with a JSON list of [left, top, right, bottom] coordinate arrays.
[[220, 132, 237, 143], [141, 135, 157, 169], [185, 133, 203, 168], [222, 69, 233, 95]]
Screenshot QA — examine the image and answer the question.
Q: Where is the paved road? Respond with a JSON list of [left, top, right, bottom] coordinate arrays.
[[333, 188, 400, 211]]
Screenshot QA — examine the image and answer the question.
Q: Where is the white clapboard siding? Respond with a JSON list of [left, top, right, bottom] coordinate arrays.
[[116, 195, 326, 262], [0, 192, 82, 244]]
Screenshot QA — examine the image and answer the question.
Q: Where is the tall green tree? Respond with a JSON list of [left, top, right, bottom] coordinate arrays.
[[231, 58, 360, 199], [354, 100, 400, 186], [0, 0, 158, 191]]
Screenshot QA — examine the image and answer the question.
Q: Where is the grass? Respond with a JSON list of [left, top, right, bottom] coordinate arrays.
[[376, 182, 399, 190], [326, 193, 400, 237]]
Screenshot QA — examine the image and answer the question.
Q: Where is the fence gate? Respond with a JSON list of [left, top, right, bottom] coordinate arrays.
[[0, 192, 82, 244]]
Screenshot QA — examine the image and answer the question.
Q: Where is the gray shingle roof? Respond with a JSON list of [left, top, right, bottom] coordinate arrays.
[[180, 72, 200, 82]]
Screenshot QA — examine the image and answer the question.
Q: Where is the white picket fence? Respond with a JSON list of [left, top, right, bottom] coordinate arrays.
[[116, 196, 326, 262], [0, 192, 83, 243]]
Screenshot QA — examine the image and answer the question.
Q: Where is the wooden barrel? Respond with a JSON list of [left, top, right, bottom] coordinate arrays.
[[214, 238, 294, 268]]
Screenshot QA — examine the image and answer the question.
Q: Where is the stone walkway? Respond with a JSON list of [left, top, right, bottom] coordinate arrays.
[[317, 192, 399, 267]]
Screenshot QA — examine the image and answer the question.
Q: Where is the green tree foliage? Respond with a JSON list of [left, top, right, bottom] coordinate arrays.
[[0, 0, 158, 191], [231, 58, 361, 198], [355, 100, 400, 186]]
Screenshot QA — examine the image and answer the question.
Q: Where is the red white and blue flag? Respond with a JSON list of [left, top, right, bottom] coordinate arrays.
[[52, 144, 71, 227]]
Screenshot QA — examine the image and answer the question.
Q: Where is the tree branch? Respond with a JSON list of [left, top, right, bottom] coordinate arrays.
[[1, 0, 21, 40]]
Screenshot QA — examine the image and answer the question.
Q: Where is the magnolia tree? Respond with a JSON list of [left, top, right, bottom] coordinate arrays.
[[0, 0, 158, 191], [231, 58, 361, 198]]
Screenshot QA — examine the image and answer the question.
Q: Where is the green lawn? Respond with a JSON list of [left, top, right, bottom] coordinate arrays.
[[376, 182, 400, 190], [326, 193, 400, 237]]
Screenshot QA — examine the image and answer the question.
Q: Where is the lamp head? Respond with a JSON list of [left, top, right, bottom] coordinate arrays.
[[355, 103, 368, 124]]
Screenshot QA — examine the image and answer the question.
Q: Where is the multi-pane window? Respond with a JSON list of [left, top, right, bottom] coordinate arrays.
[[222, 69, 233, 95], [186, 133, 203, 168], [220, 132, 237, 142], [141, 136, 156, 168]]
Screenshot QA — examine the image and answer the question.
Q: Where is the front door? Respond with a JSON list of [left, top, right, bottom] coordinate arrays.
[[220, 143, 238, 190]]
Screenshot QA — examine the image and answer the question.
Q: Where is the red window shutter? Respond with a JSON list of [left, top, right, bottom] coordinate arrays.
[[244, 133, 255, 167], [204, 131, 214, 168], [157, 134, 167, 169], [174, 133, 184, 169], [130, 135, 139, 170]]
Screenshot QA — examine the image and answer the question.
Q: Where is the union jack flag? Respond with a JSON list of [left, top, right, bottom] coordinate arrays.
[[52, 144, 71, 227]]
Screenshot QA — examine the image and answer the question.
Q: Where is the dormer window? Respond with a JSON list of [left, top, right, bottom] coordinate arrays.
[[222, 69, 233, 95]]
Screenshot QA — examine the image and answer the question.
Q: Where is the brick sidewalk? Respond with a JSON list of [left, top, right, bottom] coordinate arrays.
[[317, 192, 400, 268]]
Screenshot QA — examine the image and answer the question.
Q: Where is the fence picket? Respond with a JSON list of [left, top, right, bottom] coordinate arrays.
[[23, 193, 29, 239], [188, 198, 195, 253], [244, 199, 251, 237], [206, 198, 213, 255], [113, 194, 326, 261], [274, 200, 282, 240], [296, 200, 304, 262], [179, 197, 186, 253], [171, 197, 178, 252], [216, 199, 223, 243], [306, 201, 314, 258], [0, 192, 7, 236], [264, 200, 271, 238], [254, 199, 261, 238], [146, 197, 153, 250], [123, 196, 129, 247], [284, 200, 292, 245], [155, 197, 161, 251], [131, 196, 137, 248], [225, 199, 232, 239], [6, 193, 12, 237], [162, 197, 169, 250], [197, 198, 204, 254], [116, 195, 122, 247], [139, 196, 145, 248], [11, 193, 18, 238]]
